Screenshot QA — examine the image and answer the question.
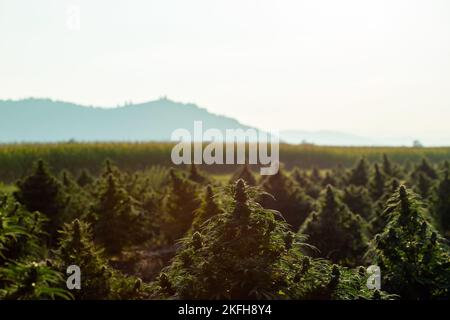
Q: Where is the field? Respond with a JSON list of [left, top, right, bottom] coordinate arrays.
[[0, 142, 450, 300], [1, 142, 450, 182]]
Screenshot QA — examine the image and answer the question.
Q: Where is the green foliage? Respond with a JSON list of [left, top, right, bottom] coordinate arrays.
[[54, 218, 150, 299], [415, 172, 433, 200], [163, 169, 201, 243], [0, 194, 71, 300], [3, 143, 450, 183], [134, 166, 169, 193], [14, 160, 67, 238], [368, 186, 450, 299], [60, 170, 76, 189], [348, 158, 370, 187], [192, 186, 222, 231], [0, 261, 72, 300], [291, 168, 322, 199], [310, 168, 322, 183], [91, 174, 143, 254], [101, 159, 123, 179], [369, 164, 386, 201], [382, 154, 393, 176], [77, 169, 94, 187], [155, 180, 381, 300], [300, 186, 367, 266], [369, 179, 400, 236], [343, 185, 373, 221], [229, 164, 257, 186], [188, 164, 209, 184], [55, 219, 111, 299], [261, 168, 316, 231], [2, 146, 450, 300], [330, 164, 346, 188], [321, 172, 337, 188], [0, 198, 47, 262], [411, 158, 438, 180], [108, 274, 152, 300], [432, 170, 450, 235], [59, 170, 93, 223]]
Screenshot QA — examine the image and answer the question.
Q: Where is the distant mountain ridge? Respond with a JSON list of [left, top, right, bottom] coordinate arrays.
[[0, 98, 254, 142], [0, 98, 431, 146]]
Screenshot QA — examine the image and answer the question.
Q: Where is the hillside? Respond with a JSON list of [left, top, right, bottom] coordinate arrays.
[[0, 98, 253, 142]]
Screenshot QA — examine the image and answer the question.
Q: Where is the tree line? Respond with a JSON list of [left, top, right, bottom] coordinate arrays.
[[2, 142, 450, 182]]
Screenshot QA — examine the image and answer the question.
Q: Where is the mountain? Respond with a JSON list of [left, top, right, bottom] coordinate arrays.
[[0, 98, 254, 142], [0, 98, 433, 146]]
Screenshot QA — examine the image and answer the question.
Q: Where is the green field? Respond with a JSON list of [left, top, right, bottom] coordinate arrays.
[[1, 142, 450, 182], [1, 142, 450, 300]]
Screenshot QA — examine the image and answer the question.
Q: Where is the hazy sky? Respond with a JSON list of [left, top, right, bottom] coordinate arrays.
[[1, 0, 450, 142]]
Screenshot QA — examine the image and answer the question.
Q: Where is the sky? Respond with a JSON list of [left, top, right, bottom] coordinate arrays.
[[1, 0, 450, 143]]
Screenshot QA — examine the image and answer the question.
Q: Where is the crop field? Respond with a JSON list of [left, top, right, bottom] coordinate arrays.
[[1, 142, 450, 182]]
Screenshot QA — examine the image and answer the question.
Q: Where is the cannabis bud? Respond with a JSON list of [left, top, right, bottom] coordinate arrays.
[[134, 279, 142, 291], [192, 231, 203, 250]]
